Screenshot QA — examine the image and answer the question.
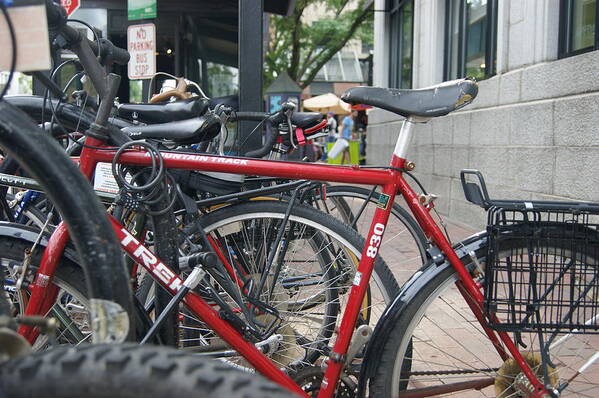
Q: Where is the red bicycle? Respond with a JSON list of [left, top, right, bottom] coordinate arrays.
[[13, 2, 599, 397]]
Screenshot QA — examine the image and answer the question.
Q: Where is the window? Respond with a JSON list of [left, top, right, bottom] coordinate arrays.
[[559, 0, 598, 57], [311, 52, 364, 83], [444, 0, 497, 80], [389, 0, 413, 89]]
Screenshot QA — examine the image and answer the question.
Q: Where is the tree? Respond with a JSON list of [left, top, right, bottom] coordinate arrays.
[[265, 0, 373, 89]]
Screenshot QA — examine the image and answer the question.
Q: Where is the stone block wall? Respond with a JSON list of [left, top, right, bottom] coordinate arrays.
[[367, 50, 599, 229]]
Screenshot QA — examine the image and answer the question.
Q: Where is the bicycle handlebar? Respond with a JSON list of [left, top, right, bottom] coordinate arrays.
[[244, 129, 278, 158], [46, 0, 130, 66], [45, 0, 131, 144], [96, 38, 131, 66], [234, 112, 284, 158], [226, 103, 295, 158], [229, 112, 270, 122]]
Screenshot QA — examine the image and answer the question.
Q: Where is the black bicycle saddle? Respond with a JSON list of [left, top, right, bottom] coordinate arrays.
[[117, 97, 210, 124], [341, 78, 478, 118], [120, 113, 221, 144]]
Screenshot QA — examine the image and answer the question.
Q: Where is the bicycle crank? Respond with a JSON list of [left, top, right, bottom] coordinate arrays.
[[290, 326, 372, 396], [290, 366, 355, 397]]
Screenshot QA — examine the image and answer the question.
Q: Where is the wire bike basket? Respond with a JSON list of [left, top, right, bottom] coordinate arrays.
[[461, 169, 599, 334]]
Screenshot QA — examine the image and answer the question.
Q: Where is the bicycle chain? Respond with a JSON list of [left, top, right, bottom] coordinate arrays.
[[409, 367, 498, 376]]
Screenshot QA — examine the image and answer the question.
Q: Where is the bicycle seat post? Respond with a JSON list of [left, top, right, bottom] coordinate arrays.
[[85, 73, 121, 142], [393, 116, 429, 161]]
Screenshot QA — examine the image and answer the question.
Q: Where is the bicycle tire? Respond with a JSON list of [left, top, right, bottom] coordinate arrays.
[[0, 102, 132, 337], [1, 193, 49, 229], [369, 225, 599, 397], [0, 343, 291, 398], [148, 195, 181, 347]]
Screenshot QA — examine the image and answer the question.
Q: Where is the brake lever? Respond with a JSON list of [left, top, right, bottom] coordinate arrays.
[[280, 102, 297, 149], [212, 105, 232, 155], [287, 114, 297, 149]]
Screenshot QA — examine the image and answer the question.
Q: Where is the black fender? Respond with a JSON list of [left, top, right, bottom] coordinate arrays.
[[0, 221, 82, 265], [357, 231, 488, 396]]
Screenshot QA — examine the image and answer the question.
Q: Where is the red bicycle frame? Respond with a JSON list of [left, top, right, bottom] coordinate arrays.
[[18, 119, 549, 397]]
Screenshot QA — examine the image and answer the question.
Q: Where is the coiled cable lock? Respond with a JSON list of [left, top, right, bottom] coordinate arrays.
[[111, 140, 177, 216]]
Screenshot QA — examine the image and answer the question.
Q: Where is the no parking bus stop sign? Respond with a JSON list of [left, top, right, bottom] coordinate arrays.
[[127, 23, 156, 80]]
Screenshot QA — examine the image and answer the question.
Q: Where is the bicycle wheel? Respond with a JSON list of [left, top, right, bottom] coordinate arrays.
[[369, 227, 599, 397], [0, 343, 289, 398], [315, 185, 428, 285], [2, 192, 50, 229], [1, 235, 92, 349], [175, 200, 400, 371], [0, 101, 132, 338]]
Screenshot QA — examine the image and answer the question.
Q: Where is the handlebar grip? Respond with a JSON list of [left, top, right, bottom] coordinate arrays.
[[109, 43, 130, 65], [46, 0, 130, 66], [95, 38, 130, 66], [228, 111, 287, 126]]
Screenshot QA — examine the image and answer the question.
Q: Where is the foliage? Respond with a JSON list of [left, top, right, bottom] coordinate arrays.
[[265, 0, 373, 89]]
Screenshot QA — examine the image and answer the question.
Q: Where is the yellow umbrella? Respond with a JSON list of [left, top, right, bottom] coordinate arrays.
[[303, 93, 351, 114]]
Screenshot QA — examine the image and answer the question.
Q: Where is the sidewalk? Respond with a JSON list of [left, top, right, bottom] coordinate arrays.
[[379, 207, 478, 286]]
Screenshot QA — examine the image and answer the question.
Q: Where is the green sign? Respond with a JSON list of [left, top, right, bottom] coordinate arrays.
[[128, 0, 156, 21]]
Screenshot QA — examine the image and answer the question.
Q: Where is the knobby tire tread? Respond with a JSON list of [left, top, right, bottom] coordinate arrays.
[[0, 344, 290, 398]]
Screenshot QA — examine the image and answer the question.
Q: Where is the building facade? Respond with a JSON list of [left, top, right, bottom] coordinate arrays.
[[370, 0, 599, 229]]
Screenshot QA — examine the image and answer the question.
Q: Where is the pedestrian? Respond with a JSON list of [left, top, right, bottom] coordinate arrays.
[[318, 112, 336, 161], [340, 110, 356, 164]]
